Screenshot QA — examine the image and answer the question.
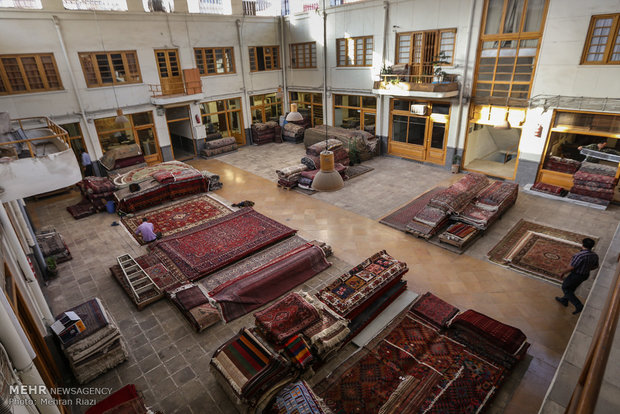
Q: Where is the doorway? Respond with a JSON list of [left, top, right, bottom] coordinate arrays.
[[166, 106, 196, 160], [155, 49, 184, 95]]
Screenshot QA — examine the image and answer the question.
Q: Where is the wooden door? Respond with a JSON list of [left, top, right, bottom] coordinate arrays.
[[155, 49, 183, 95]]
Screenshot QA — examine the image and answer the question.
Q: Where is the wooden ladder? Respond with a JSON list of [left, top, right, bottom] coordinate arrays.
[[116, 254, 160, 301]]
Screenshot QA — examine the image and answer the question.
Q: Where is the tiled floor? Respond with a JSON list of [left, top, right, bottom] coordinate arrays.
[[28, 145, 620, 413]]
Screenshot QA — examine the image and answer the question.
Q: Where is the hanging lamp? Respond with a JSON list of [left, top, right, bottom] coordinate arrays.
[[285, 103, 303, 122]]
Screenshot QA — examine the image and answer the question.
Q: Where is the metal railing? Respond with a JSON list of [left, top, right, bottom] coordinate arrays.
[[565, 259, 620, 414], [0, 117, 70, 159], [380, 72, 458, 85]]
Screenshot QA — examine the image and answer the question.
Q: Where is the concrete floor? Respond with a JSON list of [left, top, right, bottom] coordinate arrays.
[[28, 145, 620, 413]]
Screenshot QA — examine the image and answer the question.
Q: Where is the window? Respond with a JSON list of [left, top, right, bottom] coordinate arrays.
[[289, 91, 323, 126], [582, 14, 620, 64], [194, 47, 235, 75], [333, 94, 376, 133], [60, 122, 89, 170], [62, 0, 127, 10], [0, 0, 41, 8], [0, 54, 62, 95], [395, 29, 456, 81], [94, 111, 159, 158], [79, 51, 141, 88], [200, 97, 245, 145], [473, 0, 548, 105], [187, 0, 232, 15], [143, 0, 173, 12], [336, 36, 373, 67], [249, 46, 280, 71], [290, 42, 316, 69], [250, 92, 282, 123]]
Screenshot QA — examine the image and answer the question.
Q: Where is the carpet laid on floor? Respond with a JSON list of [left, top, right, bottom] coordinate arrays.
[[121, 194, 233, 244], [379, 187, 446, 232], [208, 244, 330, 322], [487, 219, 597, 283], [151, 208, 296, 281]]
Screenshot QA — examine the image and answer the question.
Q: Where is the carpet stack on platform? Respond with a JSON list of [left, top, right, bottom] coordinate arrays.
[[276, 163, 308, 188], [205, 131, 223, 141], [251, 121, 282, 145], [304, 125, 379, 161], [456, 181, 519, 228], [543, 155, 581, 174], [282, 122, 306, 143], [36, 229, 71, 263], [304, 138, 350, 168], [568, 162, 617, 206], [58, 298, 127, 384], [200, 137, 238, 158], [168, 284, 220, 332], [531, 182, 568, 196], [99, 144, 146, 176], [75, 176, 117, 212]]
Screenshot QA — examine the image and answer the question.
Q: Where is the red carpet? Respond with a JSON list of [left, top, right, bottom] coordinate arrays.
[[152, 208, 296, 281], [121, 194, 232, 244], [379, 187, 446, 232]]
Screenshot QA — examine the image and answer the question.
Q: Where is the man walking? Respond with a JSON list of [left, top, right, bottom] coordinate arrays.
[[556, 238, 599, 314], [81, 151, 93, 177]]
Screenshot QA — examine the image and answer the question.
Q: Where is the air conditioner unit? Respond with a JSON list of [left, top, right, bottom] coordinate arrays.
[[411, 104, 427, 115]]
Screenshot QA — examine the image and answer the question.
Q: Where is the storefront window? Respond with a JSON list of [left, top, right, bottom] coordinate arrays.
[[463, 123, 521, 178], [200, 97, 245, 145], [94, 111, 160, 162], [250, 92, 282, 124], [60, 122, 87, 167], [289, 91, 323, 127], [333, 94, 376, 134]]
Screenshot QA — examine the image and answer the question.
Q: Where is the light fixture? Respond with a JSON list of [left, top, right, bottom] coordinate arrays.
[[114, 108, 129, 127], [312, 0, 344, 192], [285, 103, 303, 122]]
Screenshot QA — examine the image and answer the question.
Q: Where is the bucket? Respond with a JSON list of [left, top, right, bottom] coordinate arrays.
[[105, 200, 116, 214]]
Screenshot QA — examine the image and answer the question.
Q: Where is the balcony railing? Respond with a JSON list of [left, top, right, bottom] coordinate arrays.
[[0, 117, 70, 159], [148, 78, 202, 98]]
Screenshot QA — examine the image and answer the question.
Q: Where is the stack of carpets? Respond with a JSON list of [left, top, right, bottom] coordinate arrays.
[[276, 164, 308, 188], [205, 131, 223, 141], [66, 197, 97, 220], [531, 182, 568, 197], [36, 229, 71, 263], [201, 170, 222, 191], [76, 176, 117, 212], [200, 137, 238, 158], [315, 302, 529, 414], [438, 222, 478, 246], [316, 250, 408, 337], [429, 173, 490, 214], [208, 243, 330, 322], [304, 125, 378, 161], [456, 181, 518, 229], [297, 165, 347, 190], [568, 162, 617, 206], [167, 284, 220, 332], [305, 139, 350, 168], [252, 121, 282, 145], [270, 381, 332, 414], [300, 292, 349, 360], [210, 328, 294, 409], [58, 298, 127, 384], [543, 155, 581, 174], [99, 144, 145, 173], [282, 122, 306, 143]]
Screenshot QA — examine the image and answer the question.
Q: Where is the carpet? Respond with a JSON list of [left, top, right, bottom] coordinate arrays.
[[271, 381, 328, 414], [209, 244, 330, 322], [198, 235, 308, 292], [487, 220, 597, 283], [109, 265, 163, 310], [152, 208, 296, 282], [113, 160, 202, 186], [379, 187, 446, 232], [254, 292, 320, 344], [60, 298, 110, 347], [121, 194, 232, 244], [411, 292, 459, 329], [346, 164, 374, 180], [451, 310, 527, 356], [300, 292, 350, 356]]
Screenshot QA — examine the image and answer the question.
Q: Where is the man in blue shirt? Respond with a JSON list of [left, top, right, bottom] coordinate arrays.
[[81, 151, 93, 177], [556, 238, 599, 314]]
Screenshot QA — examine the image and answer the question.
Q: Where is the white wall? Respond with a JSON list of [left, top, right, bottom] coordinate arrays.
[[532, 0, 620, 98]]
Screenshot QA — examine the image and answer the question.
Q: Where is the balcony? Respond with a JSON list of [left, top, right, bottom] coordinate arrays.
[[372, 73, 459, 99], [148, 69, 204, 106], [0, 116, 82, 202]]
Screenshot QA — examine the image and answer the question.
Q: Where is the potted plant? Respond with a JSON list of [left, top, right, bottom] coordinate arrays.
[[431, 52, 449, 83], [46, 256, 58, 278], [451, 154, 462, 174]]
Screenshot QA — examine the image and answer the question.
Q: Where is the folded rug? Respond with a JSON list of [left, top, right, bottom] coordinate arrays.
[[411, 292, 459, 329], [412, 205, 448, 227], [306, 139, 343, 157], [276, 164, 308, 179], [450, 309, 527, 355], [174, 285, 209, 312], [254, 291, 320, 344], [271, 381, 329, 414], [153, 171, 175, 184], [531, 182, 567, 196], [204, 137, 237, 150]]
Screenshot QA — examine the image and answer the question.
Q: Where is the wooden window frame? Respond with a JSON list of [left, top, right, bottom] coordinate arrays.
[[289, 91, 323, 126], [200, 98, 246, 145], [332, 94, 376, 131], [248, 46, 281, 72], [395, 29, 457, 66], [0, 53, 63, 95], [336, 36, 373, 67], [194, 47, 236, 75], [250, 92, 283, 123], [581, 14, 620, 65], [78, 50, 142, 88], [290, 42, 317, 69]]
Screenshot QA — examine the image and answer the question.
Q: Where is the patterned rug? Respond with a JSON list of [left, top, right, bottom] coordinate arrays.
[[346, 164, 374, 180], [121, 194, 233, 244], [487, 220, 597, 283], [379, 187, 446, 232], [254, 292, 321, 344], [152, 208, 296, 281], [411, 292, 459, 329], [113, 160, 202, 186]]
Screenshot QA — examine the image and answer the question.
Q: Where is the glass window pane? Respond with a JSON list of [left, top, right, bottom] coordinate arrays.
[[392, 115, 408, 143], [363, 113, 375, 133], [21, 57, 43, 89], [503, 0, 525, 34], [137, 128, 156, 156], [430, 123, 446, 149], [362, 96, 376, 109], [393, 99, 410, 111], [132, 111, 152, 126], [432, 104, 450, 115], [408, 117, 426, 145], [484, 0, 504, 35], [523, 0, 545, 32], [96, 54, 113, 83]]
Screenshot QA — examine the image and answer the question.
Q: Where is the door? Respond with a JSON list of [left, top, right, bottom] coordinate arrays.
[[155, 49, 183, 95], [166, 106, 196, 161]]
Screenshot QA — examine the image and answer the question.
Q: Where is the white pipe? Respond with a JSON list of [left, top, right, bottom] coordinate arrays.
[[236, 19, 250, 133], [6, 202, 30, 252], [10, 200, 34, 247], [323, 0, 328, 125], [0, 291, 60, 414], [453, 0, 477, 153], [52, 15, 97, 157], [17, 199, 47, 276], [280, 16, 288, 112], [0, 204, 54, 326]]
